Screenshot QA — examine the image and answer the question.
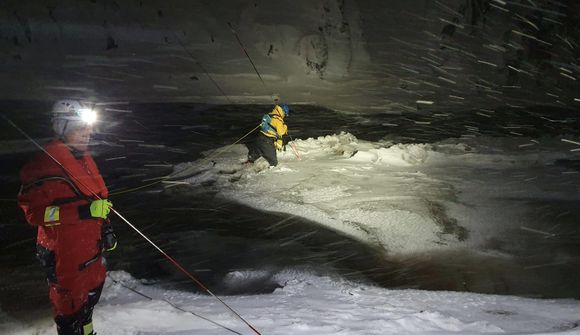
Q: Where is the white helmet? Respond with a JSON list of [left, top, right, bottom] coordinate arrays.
[[51, 100, 97, 137]]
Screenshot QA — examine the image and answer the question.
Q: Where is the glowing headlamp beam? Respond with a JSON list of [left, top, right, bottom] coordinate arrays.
[[78, 108, 97, 125]]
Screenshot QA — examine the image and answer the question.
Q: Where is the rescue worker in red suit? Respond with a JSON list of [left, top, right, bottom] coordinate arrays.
[[17, 100, 117, 335]]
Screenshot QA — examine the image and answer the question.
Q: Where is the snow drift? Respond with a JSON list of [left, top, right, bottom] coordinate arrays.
[[3, 270, 580, 335], [169, 132, 580, 256]]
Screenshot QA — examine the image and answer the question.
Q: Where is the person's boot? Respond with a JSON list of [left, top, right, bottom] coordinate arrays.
[[55, 314, 82, 335]]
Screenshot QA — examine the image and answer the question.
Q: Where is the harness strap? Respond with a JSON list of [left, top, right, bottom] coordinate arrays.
[[262, 114, 283, 139], [20, 176, 96, 202], [21, 176, 81, 195]]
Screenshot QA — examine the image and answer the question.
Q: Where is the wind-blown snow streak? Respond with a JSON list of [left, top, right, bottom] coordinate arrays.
[[2, 1, 579, 112]]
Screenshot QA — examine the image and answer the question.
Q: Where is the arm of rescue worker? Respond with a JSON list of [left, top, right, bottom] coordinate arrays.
[[270, 117, 288, 151], [274, 139, 284, 151], [17, 181, 109, 227], [271, 117, 288, 138]]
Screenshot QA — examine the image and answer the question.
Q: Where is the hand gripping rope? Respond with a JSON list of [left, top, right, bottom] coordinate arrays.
[[3, 116, 262, 335]]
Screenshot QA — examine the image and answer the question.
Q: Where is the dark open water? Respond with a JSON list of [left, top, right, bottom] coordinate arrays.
[[1, 101, 579, 320]]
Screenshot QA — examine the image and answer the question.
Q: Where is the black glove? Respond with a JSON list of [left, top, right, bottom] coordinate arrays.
[[101, 220, 118, 252]]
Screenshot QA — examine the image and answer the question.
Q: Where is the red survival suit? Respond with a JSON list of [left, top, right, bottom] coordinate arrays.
[[18, 139, 108, 324]]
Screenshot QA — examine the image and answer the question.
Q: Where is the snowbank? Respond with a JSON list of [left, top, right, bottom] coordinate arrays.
[[4, 270, 580, 334], [169, 132, 580, 255]]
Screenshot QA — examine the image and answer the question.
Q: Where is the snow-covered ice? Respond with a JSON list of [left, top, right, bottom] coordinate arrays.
[[169, 132, 580, 256], [3, 270, 580, 335]]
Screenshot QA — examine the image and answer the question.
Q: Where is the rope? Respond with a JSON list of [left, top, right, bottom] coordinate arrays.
[[3, 115, 262, 335], [203, 124, 260, 162], [168, 27, 233, 104], [288, 134, 301, 160], [109, 179, 167, 197], [108, 124, 261, 196], [111, 207, 262, 335], [158, 11, 232, 104], [227, 22, 268, 91], [159, 124, 261, 185], [106, 274, 244, 335]]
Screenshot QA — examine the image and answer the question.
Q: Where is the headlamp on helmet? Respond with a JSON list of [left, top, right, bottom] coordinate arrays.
[[51, 100, 98, 137], [78, 108, 97, 125]]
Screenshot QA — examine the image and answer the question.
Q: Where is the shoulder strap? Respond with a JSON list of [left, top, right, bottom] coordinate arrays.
[[261, 114, 280, 137], [21, 176, 82, 195], [19, 175, 91, 205]]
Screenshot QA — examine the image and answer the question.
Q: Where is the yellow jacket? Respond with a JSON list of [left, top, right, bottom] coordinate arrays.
[[260, 105, 288, 140]]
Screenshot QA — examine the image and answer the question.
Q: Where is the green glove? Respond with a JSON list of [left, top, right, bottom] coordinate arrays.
[[90, 199, 113, 219]]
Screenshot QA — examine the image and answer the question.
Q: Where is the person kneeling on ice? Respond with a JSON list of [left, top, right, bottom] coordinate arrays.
[[17, 100, 117, 335], [246, 103, 290, 166]]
